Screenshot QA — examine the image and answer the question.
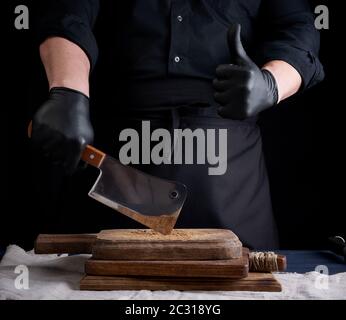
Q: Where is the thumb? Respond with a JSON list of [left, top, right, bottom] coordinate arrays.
[[227, 24, 252, 66]]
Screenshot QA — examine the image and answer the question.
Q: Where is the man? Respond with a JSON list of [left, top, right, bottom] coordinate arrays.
[[31, 0, 324, 249]]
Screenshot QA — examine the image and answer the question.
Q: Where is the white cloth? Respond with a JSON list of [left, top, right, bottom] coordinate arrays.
[[0, 245, 345, 300]]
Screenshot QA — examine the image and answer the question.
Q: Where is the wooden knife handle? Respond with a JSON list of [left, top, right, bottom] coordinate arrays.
[[81, 145, 105, 168], [28, 121, 105, 168], [35, 234, 97, 254]]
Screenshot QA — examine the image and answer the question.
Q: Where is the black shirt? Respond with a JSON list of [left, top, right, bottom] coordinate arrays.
[[37, 0, 324, 105]]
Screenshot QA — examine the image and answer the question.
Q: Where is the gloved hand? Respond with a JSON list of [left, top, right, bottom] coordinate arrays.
[[32, 87, 94, 174], [213, 24, 279, 120]]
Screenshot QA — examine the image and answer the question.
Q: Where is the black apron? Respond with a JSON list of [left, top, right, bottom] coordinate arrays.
[[110, 104, 279, 249]]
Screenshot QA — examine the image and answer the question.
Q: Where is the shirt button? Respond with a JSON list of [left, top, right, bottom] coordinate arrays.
[[174, 56, 181, 63], [177, 15, 183, 22]]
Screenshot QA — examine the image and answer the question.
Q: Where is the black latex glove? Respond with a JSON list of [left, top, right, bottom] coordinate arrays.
[[32, 87, 94, 175], [213, 24, 279, 120]]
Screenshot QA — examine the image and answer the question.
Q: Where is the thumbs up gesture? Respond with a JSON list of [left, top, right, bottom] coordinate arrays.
[[213, 24, 279, 120]]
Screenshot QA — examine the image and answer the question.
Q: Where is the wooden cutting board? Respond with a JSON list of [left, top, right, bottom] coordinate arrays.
[[80, 272, 282, 292], [93, 229, 242, 260], [35, 229, 243, 261], [85, 249, 286, 278], [85, 249, 249, 279]]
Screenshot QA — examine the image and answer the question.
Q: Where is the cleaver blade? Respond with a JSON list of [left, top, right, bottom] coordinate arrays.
[[81, 145, 187, 235]]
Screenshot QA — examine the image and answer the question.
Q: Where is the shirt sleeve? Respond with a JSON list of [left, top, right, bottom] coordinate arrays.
[[255, 0, 324, 90], [36, 0, 100, 70]]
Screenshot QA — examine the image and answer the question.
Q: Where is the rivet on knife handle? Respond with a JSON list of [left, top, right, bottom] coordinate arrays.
[[81, 145, 106, 168], [28, 121, 105, 168]]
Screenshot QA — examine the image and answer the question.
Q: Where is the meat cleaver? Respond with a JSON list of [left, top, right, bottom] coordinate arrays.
[[28, 123, 187, 234], [80, 145, 187, 234]]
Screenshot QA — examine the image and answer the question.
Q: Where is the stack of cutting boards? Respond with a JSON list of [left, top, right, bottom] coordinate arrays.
[[35, 229, 285, 292]]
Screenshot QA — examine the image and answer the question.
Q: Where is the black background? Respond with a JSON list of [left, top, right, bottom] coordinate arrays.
[[2, 0, 344, 250]]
